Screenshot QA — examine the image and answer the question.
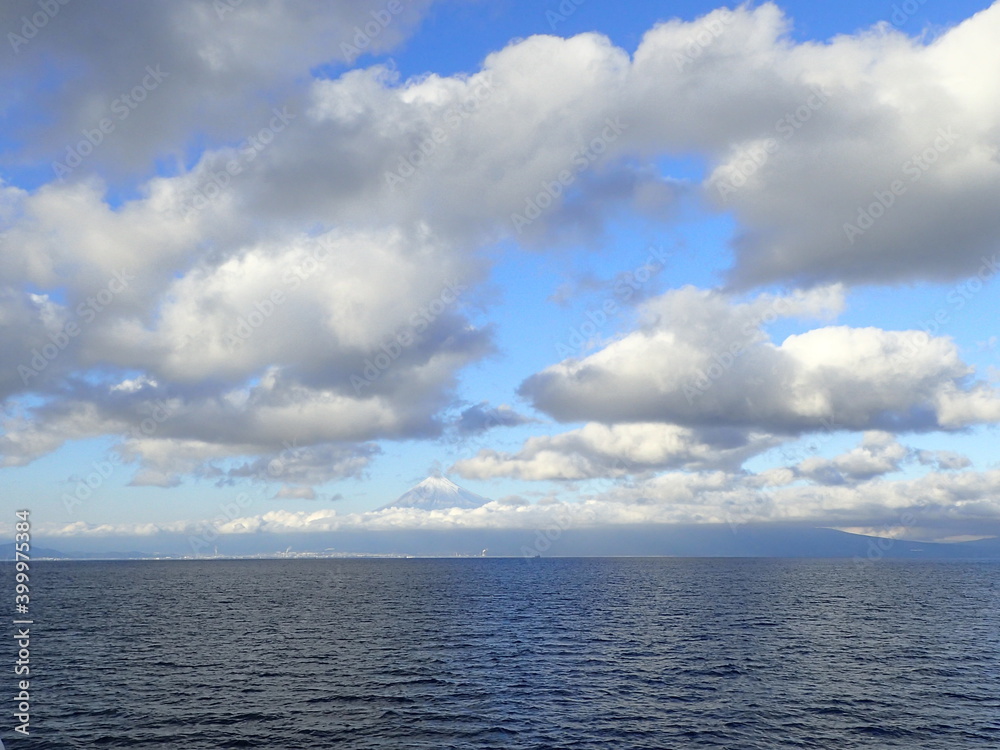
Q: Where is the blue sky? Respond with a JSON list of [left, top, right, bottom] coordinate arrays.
[[1, 0, 999, 553]]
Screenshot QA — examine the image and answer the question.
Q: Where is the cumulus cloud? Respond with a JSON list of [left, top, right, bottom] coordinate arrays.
[[622, 3, 1000, 286], [306, 1, 1000, 284], [520, 285, 1000, 433], [451, 402, 536, 436], [792, 431, 909, 485], [108, 411, 384, 489], [1, 0, 435, 176], [0, 400, 121, 468], [916, 449, 973, 470], [4, 0, 1000, 509], [120, 438, 248, 488], [451, 422, 782, 479], [0, 225, 492, 475], [222, 443, 380, 486]]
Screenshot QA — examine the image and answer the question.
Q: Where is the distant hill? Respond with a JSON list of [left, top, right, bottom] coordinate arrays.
[[933, 534, 1000, 558], [0, 542, 154, 561], [0, 541, 70, 560], [377, 476, 491, 511], [1, 524, 997, 560]]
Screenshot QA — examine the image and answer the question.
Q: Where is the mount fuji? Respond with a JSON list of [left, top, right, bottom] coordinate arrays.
[[377, 476, 491, 511]]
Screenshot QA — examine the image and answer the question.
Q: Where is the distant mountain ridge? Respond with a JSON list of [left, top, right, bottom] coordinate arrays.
[[0, 541, 69, 560], [377, 476, 491, 511], [0, 542, 154, 560], [3, 526, 1000, 560]]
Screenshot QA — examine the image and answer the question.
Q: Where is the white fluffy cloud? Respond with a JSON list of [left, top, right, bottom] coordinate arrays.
[[520, 285, 1000, 432], [916, 449, 973, 471], [451, 422, 782, 479], [792, 431, 909, 485], [624, 3, 1000, 286], [7, 3, 1000, 263]]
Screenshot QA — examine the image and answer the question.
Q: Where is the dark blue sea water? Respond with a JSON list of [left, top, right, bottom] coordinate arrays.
[[6, 558, 1000, 748]]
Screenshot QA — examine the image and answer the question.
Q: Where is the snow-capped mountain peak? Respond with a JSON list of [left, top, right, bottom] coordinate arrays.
[[378, 476, 490, 511]]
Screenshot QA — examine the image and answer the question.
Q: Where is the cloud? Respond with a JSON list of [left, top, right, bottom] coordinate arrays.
[[273, 486, 318, 501], [451, 422, 782, 480], [519, 284, 1000, 433], [120, 438, 247, 488], [223, 443, 380, 486], [0, 399, 122, 468], [7, 3, 1000, 277], [115, 428, 379, 490], [451, 402, 536, 436], [37, 463, 1000, 544], [547, 274, 605, 307], [625, 3, 1000, 286], [916, 449, 973, 470], [1, 0, 435, 176], [0, 226, 493, 472], [588, 464, 1000, 541], [233, 1, 998, 285], [4, 1, 1000, 496], [792, 431, 908, 485]]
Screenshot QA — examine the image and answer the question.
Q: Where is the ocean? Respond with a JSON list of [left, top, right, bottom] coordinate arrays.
[[9, 558, 1000, 748]]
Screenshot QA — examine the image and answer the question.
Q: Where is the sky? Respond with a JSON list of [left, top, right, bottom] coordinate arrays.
[[1, 0, 999, 555]]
